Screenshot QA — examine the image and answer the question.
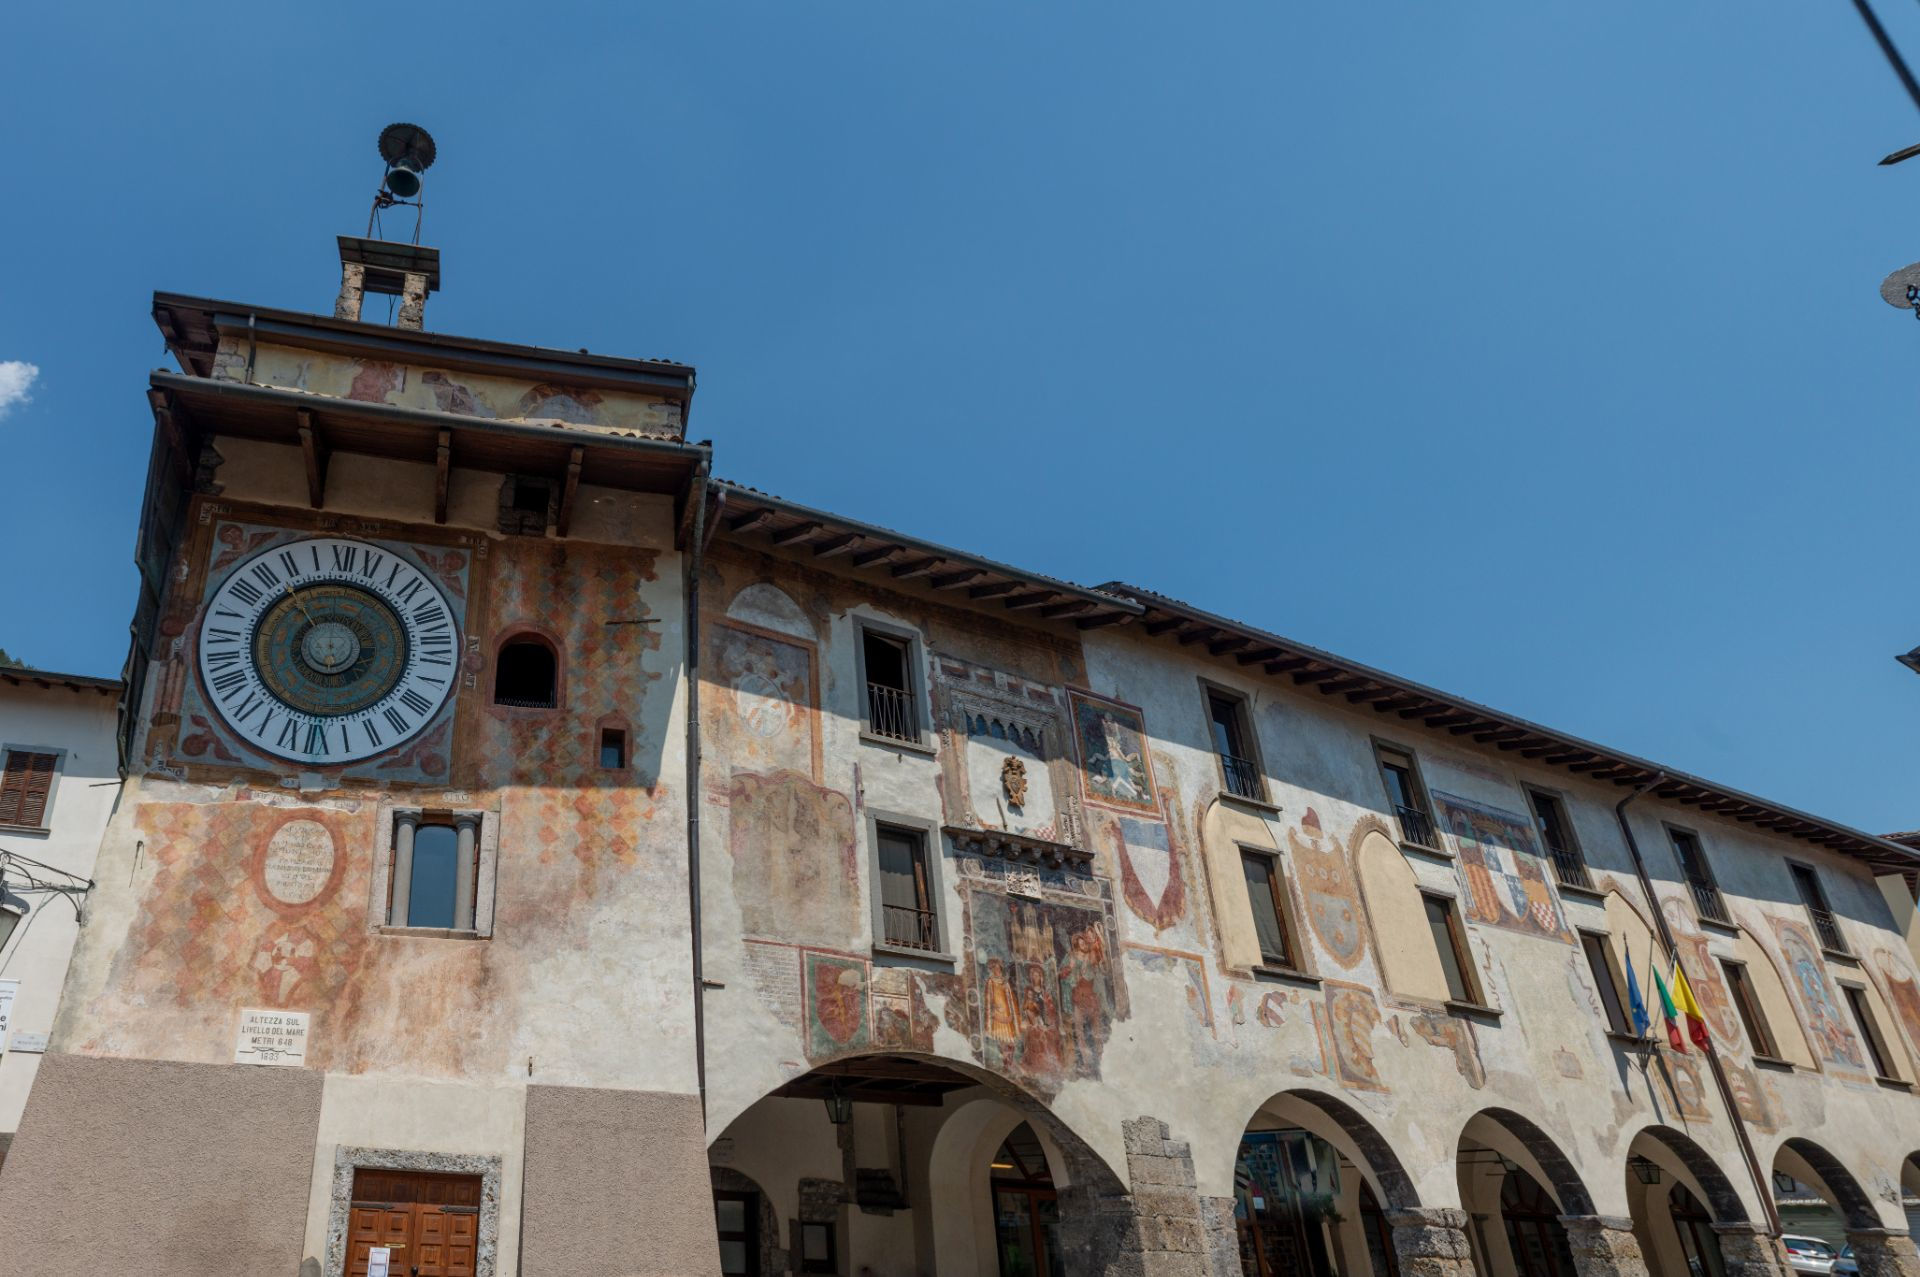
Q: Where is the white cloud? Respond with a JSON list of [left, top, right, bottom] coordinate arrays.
[[0, 361, 38, 419]]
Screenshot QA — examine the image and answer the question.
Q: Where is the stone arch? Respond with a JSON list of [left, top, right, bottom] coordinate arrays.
[[1629, 1124, 1749, 1223], [1460, 1107, 1596, 1216], [1773, 1136, 1880, 1231], [927, 1096, 1080, 1276], [1254, 1086, 1423, 1211]]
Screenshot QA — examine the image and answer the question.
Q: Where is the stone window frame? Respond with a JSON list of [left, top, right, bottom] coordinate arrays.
[[324, 1145, 503, 1277], [1236, 841, 1315, 981], [865, 807, 956, 966], [370, 803, 501, 939], [0, 741, 67, 836], [1196, 676, 1276, 812], [1369, 736, 1447, 857], [853, 614, 934, 754]]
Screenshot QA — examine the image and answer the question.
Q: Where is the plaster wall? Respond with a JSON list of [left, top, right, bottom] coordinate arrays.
[[0, 680, 119, 1137]]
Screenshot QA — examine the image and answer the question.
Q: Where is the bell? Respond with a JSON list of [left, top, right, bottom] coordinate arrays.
[[384, 162, 423, 199]]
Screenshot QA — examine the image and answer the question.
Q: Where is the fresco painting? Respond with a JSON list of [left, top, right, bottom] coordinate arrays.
[[1723, 1060, 1778, 1133], [1657, 1050, 1714, 1122], [705, 618, 820, 779], [729, 771, 860, 947], [964, 882, 1120, 1093], [870, 966, 949, 1053], [1434, 791, 1571, 943], [1109, 815, 1187, 933], [1772, 916, 1868, 1072], [1662, 901, 1742, 1046], [1282, 809, 1366, 969], [803, 951, 870, 1060], [1874, 949, 1920, 1057], [958, 706, 1060, 839], [1324, 982, 1386, 1092], [1069, 689, 1159, 816], [1126, 944, 1212, 1036]]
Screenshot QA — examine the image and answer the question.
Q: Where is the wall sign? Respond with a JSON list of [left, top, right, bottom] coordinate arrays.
[[234, 1008, 310, 1066], [0, 979, 17, 1051], [9, 1032, 48, 1053], [367, 1246, 391, 1277]]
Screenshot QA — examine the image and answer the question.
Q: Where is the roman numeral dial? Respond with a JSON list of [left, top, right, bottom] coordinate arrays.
[[195, 535, 462, 765]]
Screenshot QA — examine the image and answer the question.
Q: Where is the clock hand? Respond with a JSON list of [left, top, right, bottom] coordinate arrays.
[[282, 580, 319, 628]]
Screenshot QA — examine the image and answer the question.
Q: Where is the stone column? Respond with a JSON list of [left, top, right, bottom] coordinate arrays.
[[1388, 1208, 1478, 1277], [334, 261, 366, 322], [397, 270, 430, 330], [1559, 1214, 1652, 1277], [388, 811, 418, 926], [1712, 1224, 1793, 1277], [1845, 1229, 1920, 1277], [452, 814, 481, 930]]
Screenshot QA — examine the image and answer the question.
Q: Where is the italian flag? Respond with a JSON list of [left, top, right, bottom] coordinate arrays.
[[1652, 962, 1711, 1051], [1651, 963, 1686, 1052]]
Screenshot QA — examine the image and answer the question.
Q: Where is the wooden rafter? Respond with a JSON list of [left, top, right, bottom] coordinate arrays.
[[557, 445, 583, 537], [296, 408, 328, 509]]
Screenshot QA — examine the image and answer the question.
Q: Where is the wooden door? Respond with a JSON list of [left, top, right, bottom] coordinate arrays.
[[348, 1168, 482, 1277]]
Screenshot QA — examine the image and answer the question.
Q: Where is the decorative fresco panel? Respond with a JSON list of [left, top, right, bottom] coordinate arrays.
[[1108, 815, 1187, 934], [1772, 916, 1868, 1072], [704, 618, 820, 780], [1874, 949, 1920, 1058], [933, 655, 1079, 846], [1323, 982, 1386, 1092], [803, 951, 870, 1060], [1433, 791, 1571, 943], [1068, 689, 1160, 816], [1661, 899, 1743, 1047], [1126, 944, 1213, 1037], [1286, 809, 1367, 969], [728, 771, 860, 948]]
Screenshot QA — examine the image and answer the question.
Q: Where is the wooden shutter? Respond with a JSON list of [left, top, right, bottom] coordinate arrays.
[[0, 751, 56, 828]]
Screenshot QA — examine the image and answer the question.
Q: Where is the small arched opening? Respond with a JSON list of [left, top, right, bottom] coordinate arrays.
[[493, 633, 558, 709]]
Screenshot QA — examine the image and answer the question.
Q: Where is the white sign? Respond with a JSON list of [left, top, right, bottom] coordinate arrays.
[[9, 1032, 48, 1053], [367, 1246, 391, 1277], [234, 1008, 310, 1066], [0, 980, 17, 1052]]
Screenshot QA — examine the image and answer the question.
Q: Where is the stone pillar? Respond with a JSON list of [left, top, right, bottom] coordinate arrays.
[[388, 810, 418, 925], [334, 261, 366, 322], [1845, 1229, 1920, 1277], [1712, 1224, 1793, 1277], [1560, 1215, 1652, 1277], [397, 270, 430, 330], [1387, 1208, 1478, 1277], [452, 813, 480, 930]]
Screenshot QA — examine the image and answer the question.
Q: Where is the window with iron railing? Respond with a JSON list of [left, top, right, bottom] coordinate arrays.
[[1394, 804, 1439, 851], [875, 824, 940, 952], [1207, 691, 1265, 802], [1377, 747, 1440, 849], [861, 629, 919, 743], [1669, 829, 1730, 925], [494, 637, 559, 709], [1789, 864, 1847, 954], [1527, 788, 1591, 890]]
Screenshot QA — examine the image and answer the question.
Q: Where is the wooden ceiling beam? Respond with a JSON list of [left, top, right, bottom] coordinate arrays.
[[930, 568, 984, 590], [433, 428, 451, 525], [727, 508, 775, 534], [1178, 626, 1222, 646], [968, 581, 1022, 600], [1265, 656, 1311, 675], [296, 408, 329, 510], [769, 521, 821, 547], [1316, 676, 1371, 696], [557, 444, 583, 537], [145, 388, 196, 487], [1143, 617, 1187, 636], [1209, 635, 1251, 656], [890, 557, 941, 580], [851, 544, 903, 568], [1042, 600, 1098, 619], [811, 533, 861, 558], [1346, 687, 1405, 705], [1473, 726, 1527, 744], [1077, 611, 1135, 630], [1002, 591, 1059, 611], [1237, 646, 1286, 666]]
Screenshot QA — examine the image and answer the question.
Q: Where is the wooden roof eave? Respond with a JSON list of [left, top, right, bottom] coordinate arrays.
[[150, 372, 709, 497], [1099, 584, 1920, 874]]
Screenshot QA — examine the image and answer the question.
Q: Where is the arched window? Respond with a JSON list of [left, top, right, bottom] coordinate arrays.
[[1501, 1169, 1577, 1277], [494, 636, 558, 709], [991, 1123, 1061, 1277]]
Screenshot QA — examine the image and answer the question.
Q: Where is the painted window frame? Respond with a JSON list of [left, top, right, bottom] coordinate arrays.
[[865, 808, 953, 964], [1419, 889, 1489, 1010], [853, 616, 932, 753], [1576, 927, 1633, 1037], [0, 743, 66, 836], [1837, 980, 1907, 1085], [1665, 824, 1732, 929], [1371, 738, 1444, 855], [1525, 784, 1594, 894], [1785, 861, 1851, 957], [1236, 842, 1311, 977], [1197, 677, 1272, 808], [1719, 957, 1785, 1066], [372, 805, 500, 939]]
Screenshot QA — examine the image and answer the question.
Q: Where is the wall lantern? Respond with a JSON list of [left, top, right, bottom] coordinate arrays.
[[1629, 1156, 1663, 1186], [823, 1082, 854, 1126]]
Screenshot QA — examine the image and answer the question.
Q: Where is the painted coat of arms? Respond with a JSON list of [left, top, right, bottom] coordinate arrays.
[[1287, 809, 1368, 969], [1069, 690, 1158, 815], [1434, 791, 1570, 943]]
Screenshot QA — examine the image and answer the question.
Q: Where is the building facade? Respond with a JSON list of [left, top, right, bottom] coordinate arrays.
[[2, 235, 1920, 1277], [0, 667, 120, 1170]]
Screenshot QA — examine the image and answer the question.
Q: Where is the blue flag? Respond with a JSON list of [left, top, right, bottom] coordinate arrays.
[[1624, 950, 1651, 1037]]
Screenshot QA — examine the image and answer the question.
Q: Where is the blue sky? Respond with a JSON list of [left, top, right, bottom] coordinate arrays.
[[2, 4, 1917, 833]]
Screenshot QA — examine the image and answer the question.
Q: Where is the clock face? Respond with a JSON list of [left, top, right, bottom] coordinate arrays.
[[197, 536, 459, 765]]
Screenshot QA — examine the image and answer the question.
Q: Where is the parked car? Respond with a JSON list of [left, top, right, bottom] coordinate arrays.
[[1830, 1244, 1856, 1277], [1782, 1236, 1838, 1276]]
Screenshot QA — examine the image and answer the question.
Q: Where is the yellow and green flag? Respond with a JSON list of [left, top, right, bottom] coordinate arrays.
[[1672, 963, 1711, 1050], [1651, 963, 1685, 1051]]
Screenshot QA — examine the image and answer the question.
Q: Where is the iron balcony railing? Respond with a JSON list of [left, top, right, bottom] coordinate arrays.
[[495, 693, 557, 709], [1219, 752, 1263, 801], [1687, 876, 1732, 926], [1395, 803, 1440, 850], [1807, 906, 1846, 954], [1544, 842, 1592, 891], [882, 903, 940, 952], [866, 682, 916, 742]]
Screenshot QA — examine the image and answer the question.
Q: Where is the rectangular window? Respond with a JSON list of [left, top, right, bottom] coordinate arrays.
[[860, 627, 919, 744], [599, 727, 627, 770], [0, 749, 57, 830], [1669, 829, 1730, 925], [799, 1221, 836, 1274], [389, 814, 481, 931], [1579, 931, 1631, 1035], [1206, 690, 1264, 802], [713, 1190, 758, 1277], [1842, 984, 1898, 1080], [1721, 960, 1781, 1061], [875, 824, 938, 952], [1528, 788, 1590, 890], [1240, 848, 1297, 970], [1788, 864, 1847, 954], [1377, 745, 1438, 849], [1423, 893, 1480, 1005]]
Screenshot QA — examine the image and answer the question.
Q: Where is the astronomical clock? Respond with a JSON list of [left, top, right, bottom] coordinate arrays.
[[194, 535, 460, 767]]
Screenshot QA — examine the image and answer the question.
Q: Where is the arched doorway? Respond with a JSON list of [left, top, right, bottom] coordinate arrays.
[[1770, 1137, 1882, 1247], [1457, 1109, 1594, 1277], [1232, 1088, 1422, 1277], [1623, 1126, 1749, 1277], [990, 1123, 1062, 1277]]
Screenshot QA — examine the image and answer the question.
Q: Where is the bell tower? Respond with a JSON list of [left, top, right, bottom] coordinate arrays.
[[334, 123, 441, 330]]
